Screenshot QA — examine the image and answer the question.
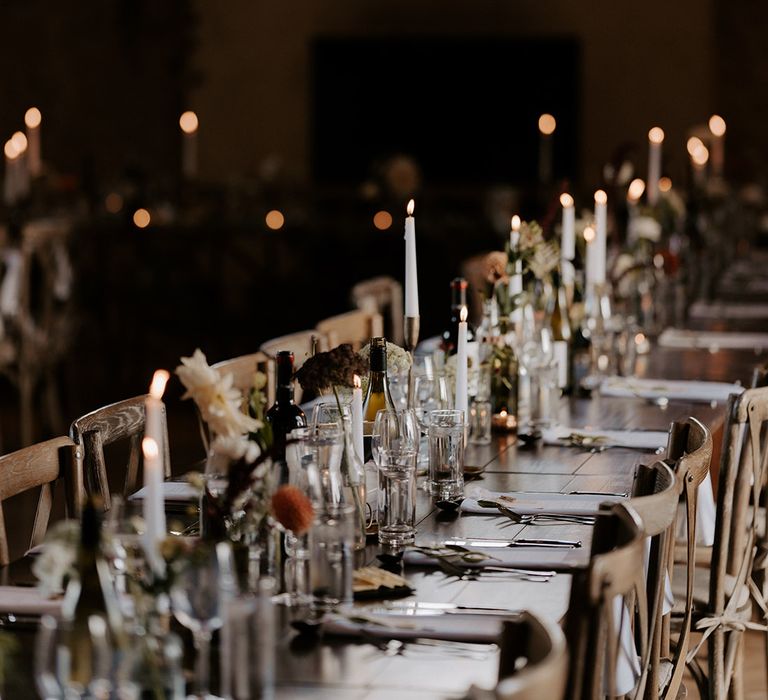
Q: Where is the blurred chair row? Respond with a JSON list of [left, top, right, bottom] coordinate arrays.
[[0, 218, 74, 447]]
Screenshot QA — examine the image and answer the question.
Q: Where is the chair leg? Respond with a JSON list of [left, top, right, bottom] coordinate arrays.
[[726, 633, 744, 700], [19, 369, 34, 447], [709, 627, 725, 700]]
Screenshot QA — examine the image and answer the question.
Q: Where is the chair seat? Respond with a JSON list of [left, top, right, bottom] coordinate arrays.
[[671, 563, 751, 615]]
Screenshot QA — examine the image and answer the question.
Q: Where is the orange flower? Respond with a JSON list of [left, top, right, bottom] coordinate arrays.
[[271, 485, 315, 535]]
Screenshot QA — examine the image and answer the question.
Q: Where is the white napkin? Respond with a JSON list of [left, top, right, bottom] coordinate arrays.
[[129, 481, 200, 502], [658, 328, 768, 351], [689, 301, 768, 321], [0, 586, 62, 616], [321, 612, 505, 643], [600, 377, 743, 404], [460, 487, 626, 516], [403, 546, 587, 571], [609, 597, 641, 695], [674, 471, 716, 547], [542, 426, 668, 450]]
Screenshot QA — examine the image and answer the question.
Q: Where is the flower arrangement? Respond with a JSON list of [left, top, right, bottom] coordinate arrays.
[[294, 343, 367, 396], [508, 220, 560, 283], [358, 340, 411, 375]]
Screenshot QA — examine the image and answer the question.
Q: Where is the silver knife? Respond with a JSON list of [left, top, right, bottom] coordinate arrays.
[[443, 537, 581, 549], [507, 538, 581, 548]]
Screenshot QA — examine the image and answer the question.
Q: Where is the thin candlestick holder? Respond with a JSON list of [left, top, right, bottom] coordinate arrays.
[[403, 315, 421, 408]]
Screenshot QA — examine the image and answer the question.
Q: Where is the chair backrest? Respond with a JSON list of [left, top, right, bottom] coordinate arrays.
[[710, 386, 768, 641], [563, 502, 646, 700], [70, 395, 171, 510], [212, 351, 275, 407], [350, 276, 404, 346], [0, 436, 81, 566], [660, 417, 712, 699], [260, 331, 329, 403], [493, 612, 568, 700], [316, 309, 384, 351]]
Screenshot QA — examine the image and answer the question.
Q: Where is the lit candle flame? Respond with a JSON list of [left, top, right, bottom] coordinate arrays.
[[594, 189, 607, 205], [538, 113, 556, 136], [659, 177, 672, 193], [24, 107, 41, 129], [353, 374, 361, 390], [511, 215, 521, 231], [11, 131, 27, 153], [627, 178, 646, 202], [406, 199, 415, 216], [692, 145, 709, 166], [149, 369, 170, 399], [179, 110, 199, 134], [4, 140, 18, 160], [559, 193, 574, 208], [648, 127, 665, 144], [142, 437, 159, 460], [460, 306, 468, 323], [583, 225, 595, 243], [687, 136, 704, 157], [708, 115, 726, 137]]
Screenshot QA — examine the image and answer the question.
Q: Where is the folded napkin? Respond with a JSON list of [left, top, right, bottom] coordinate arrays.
[[674, 471, 716, 547], [0, 586, 62, 617], [130, 481, 198, 502], [321, 611, 506, 643], [600, 377, 743, 404], [460, 487, 626, 516], [689, 301, 768, 321], [542, 426, 668, 450], [658, 328, 768, 351], [403, 546, 587, 571]]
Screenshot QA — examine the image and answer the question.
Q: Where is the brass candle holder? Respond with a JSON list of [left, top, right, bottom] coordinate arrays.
[[403, 316, 420, 408]]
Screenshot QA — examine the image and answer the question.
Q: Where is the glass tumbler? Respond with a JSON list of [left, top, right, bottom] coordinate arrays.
[[428, 409, 465, 500], [469, 400, 492, 445], [310, 504, 355, 610], [377, 449, 417, 547]]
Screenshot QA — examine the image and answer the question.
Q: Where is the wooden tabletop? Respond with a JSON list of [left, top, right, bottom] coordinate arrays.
[[0, 340, 752, 699]]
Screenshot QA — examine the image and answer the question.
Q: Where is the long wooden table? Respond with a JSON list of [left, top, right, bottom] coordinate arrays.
[[0, 342, 755, 699]]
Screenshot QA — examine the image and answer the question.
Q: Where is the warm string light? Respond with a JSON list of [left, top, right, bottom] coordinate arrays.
[[538, 113, 556, 136], [373, 211, 392, 230], [265, 210, 284, 230]]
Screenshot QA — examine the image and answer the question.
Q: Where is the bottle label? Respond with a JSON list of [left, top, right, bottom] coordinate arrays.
[[553, 341, 568, 389]]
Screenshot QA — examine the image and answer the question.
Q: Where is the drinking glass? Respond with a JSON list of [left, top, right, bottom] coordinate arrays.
[[171, 542, 235, 700], [518, 306, 556, 430], [428, 409, 465, 500], [310, 504, 355, 610], [102, 496, 146, 605], [469, 399, 492, 445], [371, 409, 419, 465], [413, 372, 453, 432], [377, 449, 418, 546]]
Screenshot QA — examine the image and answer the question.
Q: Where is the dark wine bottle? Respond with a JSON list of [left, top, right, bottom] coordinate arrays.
[[440, 278, 476, 356], [62, 498, 124, 690], [265, 351, 307, 461]]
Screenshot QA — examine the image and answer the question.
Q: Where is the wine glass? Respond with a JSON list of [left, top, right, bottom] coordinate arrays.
[[518, 305, 556, 430], [171, 542, 235, 700], [371, 409, 420, 466]]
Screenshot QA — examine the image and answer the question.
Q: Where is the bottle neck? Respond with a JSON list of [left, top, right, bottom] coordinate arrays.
[[276, 384, 295, 404]]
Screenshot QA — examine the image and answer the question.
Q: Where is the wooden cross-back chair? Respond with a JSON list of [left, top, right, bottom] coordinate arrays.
[[315, 309, 384, 351], [0, 219, 74, 446], [0, 436, 81, 566], [260, 331, 329, 403], [468, 612, 568, 700], [70, 395, 171, 511], [212, 351, 275, 407], [657, 417, 713, 699], [350, 276, 404, 346], [680, 385, 768, 700], [563, 501, 646, 700], [629, 460, 679, 700]]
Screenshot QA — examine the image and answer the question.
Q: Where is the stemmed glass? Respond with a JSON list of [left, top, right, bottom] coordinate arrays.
[[371, 409, 420, 466], [170, 542, 235, 700]]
